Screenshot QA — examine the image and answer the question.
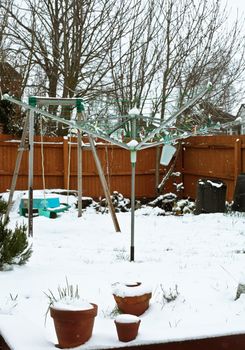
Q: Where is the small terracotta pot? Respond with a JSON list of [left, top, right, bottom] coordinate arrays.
[[113, 292, 152, 316], [115, 316, 141, 342], [50, 303, 97, 349]]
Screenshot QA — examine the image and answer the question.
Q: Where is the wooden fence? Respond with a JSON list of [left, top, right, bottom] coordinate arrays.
[[0, 134, 244, 202], [0, 134, 163, 199], [178, 135, 245, 202]]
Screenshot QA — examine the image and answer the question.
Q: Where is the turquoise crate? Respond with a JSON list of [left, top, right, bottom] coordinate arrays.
[[19, 196, 70, 218]]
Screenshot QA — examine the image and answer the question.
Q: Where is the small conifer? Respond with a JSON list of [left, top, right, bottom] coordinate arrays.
[[0, 199, 32, 270]]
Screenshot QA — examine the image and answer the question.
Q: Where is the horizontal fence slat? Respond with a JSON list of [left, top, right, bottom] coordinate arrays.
[[0, 134, 162, 199], [182, 170, 234, 181], [1, 133, 245, 202], [179, 135, 245, 201]]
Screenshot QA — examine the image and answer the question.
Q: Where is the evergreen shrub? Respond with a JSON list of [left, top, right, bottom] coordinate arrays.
[[0, 198, 32, 270]]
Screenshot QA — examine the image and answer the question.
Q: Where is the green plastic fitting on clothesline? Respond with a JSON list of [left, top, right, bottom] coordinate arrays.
[[29, 96, 37, 107], [76, 99, 85, 112]]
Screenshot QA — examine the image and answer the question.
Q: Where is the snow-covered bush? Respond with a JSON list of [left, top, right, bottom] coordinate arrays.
[[172, 199, 196, 215], [0, 199, 32, 271], [149, 194, 195, 215], [94, 191, 195, 215], [149, 193, 178, 212], [95, 191, 138, 213]]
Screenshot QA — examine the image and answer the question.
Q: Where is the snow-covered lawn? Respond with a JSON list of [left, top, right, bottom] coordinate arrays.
[[1, 190, 245, 349]]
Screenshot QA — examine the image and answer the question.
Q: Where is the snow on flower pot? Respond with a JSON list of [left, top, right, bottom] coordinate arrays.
[[112, 282, 152, 316], [46, 279, 98, 348], [114, 314, 141, 342], [50, 303, 98, 349]]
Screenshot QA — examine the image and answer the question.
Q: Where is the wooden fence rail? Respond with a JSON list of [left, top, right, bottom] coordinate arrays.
[[0, 134, 244, 202], [178, 135, 245, 202], [0, 134, 163, 199]]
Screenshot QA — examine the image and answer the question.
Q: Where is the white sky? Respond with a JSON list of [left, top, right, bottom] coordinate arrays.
[[223, 0, 245, 22]]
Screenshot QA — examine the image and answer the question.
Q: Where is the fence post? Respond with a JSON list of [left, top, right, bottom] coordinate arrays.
[[155, 146, 161, 194], [180, 142, 185, 197], [234, 138, 242, 183], [63, 136, 68, 189]]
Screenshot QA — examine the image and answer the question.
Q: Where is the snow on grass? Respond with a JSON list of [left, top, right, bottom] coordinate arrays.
[[1, 190, 245, 348]]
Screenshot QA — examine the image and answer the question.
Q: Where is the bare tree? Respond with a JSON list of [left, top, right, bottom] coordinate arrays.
[[0, 0, 10, 57], [4, 0, 136, 96], [3, 0, 144, 135], [107, 0, 163, 115], [2, 0, 245, 136], [105, 0, 245, 122], [154, 0, 245, 118], [174, 0, 245, 112]]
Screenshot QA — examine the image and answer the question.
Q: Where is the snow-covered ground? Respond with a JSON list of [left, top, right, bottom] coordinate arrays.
[[1, 190, 245, 349]]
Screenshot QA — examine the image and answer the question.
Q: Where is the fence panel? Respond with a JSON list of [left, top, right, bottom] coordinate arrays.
[[0, 135, 161, 199], [1, 134, 244, 202], [179, 135, 245, 201]]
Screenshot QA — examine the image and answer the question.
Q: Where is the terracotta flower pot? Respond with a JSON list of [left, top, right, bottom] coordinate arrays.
[[112, 282, 152, 316], [50, 303, 98, 349], [113, 293, 151, 316], [115, 314, 141, 342]]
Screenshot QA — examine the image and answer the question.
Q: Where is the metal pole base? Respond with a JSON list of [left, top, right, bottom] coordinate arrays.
[[28, 186, 33, 237], [130, 246, 134, 262]]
